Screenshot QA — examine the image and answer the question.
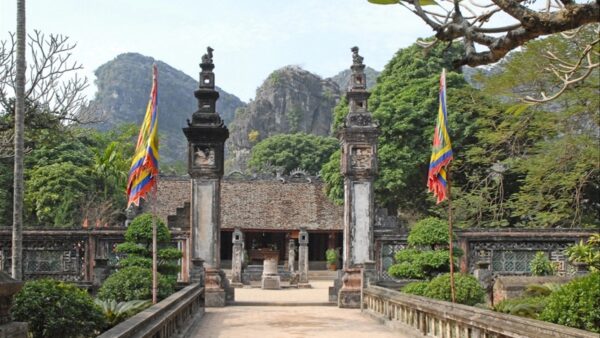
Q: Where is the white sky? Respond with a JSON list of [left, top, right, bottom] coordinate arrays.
[[0, 0, 433, 101]]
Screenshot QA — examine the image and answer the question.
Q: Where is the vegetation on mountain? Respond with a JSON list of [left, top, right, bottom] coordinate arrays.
[[227, 66, 340, 171], [91, 53, 244, 163], [248, 133, 338, 174]]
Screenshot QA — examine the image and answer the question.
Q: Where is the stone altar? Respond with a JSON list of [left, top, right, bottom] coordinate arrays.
[[261, 252, 281, 290]]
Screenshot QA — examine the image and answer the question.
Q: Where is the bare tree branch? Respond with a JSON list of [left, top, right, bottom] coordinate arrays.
[[383, 0, 599, 67], [0, 30, 101, 126]]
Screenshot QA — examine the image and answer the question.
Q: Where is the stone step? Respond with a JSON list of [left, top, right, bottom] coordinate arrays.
[[230, 301, 335, 306]]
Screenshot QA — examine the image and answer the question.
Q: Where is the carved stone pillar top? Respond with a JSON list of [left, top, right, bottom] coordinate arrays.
[[299, 228, 309, 245], [232, 228, 244, 245], [183, 46, 229, 179]]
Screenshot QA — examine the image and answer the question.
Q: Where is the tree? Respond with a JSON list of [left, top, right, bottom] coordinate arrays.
[[12, 0, 26, 280], [248, 133, 338, 175], [367, 1, 599, 68]]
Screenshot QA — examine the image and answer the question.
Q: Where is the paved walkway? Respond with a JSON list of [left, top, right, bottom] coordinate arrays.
[[185, 281, 406, 338]]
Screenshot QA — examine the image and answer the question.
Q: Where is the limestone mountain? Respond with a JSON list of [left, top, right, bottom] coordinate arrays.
[[90, 53, 245, 163], [226, 66, 341, 171], [329, 66, 379, 91]]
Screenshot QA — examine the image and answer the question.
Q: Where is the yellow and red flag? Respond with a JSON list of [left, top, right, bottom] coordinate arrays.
[[126, 65, 159, 207], [427, 69, 453, 204]]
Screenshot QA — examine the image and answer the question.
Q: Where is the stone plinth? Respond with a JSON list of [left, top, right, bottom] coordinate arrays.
[[205, 268, 226, 307], [338, 268, 362, 308], [0, 271, 27, 338], [261, 254, 280, 290]]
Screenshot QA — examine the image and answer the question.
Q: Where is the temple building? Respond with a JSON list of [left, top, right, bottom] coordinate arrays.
[[151, 173, 343, 270]]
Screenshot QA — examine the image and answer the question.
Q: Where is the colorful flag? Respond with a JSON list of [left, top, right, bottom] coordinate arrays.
[[427, 69, 453, 204], [126, 65, 159, 207]]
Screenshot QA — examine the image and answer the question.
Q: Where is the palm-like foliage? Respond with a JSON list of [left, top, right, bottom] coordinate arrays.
[[94, 299, 152, 327]]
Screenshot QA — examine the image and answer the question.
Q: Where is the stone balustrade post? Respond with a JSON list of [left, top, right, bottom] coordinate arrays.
[[0, 272, 27, 338], [288, 238, 295, 273], [231, 228, 244, 287], [298, 228, 311, 288]]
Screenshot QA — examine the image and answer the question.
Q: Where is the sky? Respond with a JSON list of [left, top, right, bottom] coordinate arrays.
[[0, 0, 433, 102]]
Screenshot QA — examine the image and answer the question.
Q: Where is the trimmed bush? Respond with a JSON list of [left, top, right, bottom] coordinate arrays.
[[424, 273, 485, 306], [407, 217, 450, 248], [401, 281, 429, 296], [97, 266, 176, 302], [494, 296, 548, 319], [12, 279, 105, 338], [539, 272, 600, 333]]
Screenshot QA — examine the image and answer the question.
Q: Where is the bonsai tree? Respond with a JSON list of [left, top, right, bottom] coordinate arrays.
[[388, 217, 461, 280], [12, 279, 106, 338], [97, 213, 181, 301], [326, 248, 339, 269]]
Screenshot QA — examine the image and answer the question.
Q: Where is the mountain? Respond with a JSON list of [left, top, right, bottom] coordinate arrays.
[[90, 53, 245, 163], [226, 66, 341, 171], [329, 66, 379, 91]]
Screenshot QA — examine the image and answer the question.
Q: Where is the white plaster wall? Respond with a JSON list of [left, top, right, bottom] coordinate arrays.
[[352, 182, 371, 264], [192, 180, 216, 267]]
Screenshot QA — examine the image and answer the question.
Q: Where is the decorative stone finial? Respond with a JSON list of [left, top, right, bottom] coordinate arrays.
[[351, 46, 364, 67], [201, 46, 214, 67]]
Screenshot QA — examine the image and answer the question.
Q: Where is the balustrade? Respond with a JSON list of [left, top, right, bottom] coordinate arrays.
[[363, 285, 596, 338]]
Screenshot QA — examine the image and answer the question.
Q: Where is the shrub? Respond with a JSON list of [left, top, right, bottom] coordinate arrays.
[[97, 266, 176, 302], [94, 299, 152, 327], [401, 281, 429, 296], [539, 272, 600, 333], [424, 273, 485, 306], [494, 296, 548, 319], [12, 279, 105, 338], [530, 251, 555, 276]]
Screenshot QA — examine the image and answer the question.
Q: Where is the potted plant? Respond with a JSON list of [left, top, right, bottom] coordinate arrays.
[[326, 248, 339, 271]]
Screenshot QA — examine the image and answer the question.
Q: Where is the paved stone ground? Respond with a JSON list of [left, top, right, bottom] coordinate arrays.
[[185, 281, 406, 337]]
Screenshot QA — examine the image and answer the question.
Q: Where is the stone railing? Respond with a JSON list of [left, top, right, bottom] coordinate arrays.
[[363, 285, 596, 338], [97, 284, 204, 338]]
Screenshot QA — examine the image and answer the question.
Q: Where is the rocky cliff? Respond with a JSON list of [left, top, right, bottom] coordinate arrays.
[[90, 53, 245, 162], [226, 66, 341, 171]]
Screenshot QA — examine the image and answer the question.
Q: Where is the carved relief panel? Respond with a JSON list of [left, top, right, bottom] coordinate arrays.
[[350, 146, 372, 170], [193, 145, 216, 168]]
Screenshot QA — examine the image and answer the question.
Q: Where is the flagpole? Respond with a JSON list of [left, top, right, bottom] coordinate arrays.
[[447, 164, 456, 303], [151, 180, 158, 304]]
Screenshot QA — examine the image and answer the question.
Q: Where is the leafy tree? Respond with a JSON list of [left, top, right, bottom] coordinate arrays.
[[539, 272, 600, 333], [12, 279, 106, 338], [388, 217, 460, 279], [249, 133, 338, 174]]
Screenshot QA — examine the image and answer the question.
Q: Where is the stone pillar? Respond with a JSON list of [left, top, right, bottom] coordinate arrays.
[[337, 47, 379, 308], [93, 258, 109, 287], [298, 228, 311, 288], [0, 272, 27, 338], [183, 47, 232, 307], [231, 228, 244, 287], [288, 238, 295, 272]]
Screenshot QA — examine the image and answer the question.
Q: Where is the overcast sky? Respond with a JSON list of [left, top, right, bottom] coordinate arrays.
[[0, 0, 433, 101]]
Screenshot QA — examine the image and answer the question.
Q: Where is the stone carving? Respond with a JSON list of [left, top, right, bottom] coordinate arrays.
[[351, 46, 363, 66], [351, 147, 372, 169], [193, 146, 215, 167], [201, 46, 214, 64], [348, 113, 373, 126]]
